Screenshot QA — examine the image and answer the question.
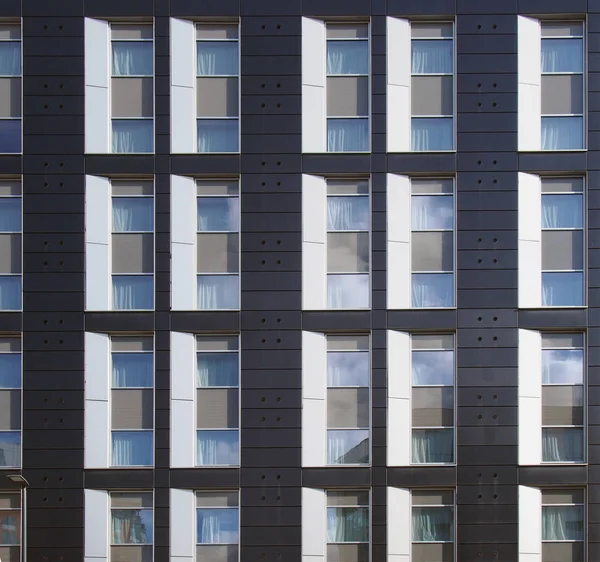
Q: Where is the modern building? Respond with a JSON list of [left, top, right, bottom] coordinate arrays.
[[0, 0, 597, 561]]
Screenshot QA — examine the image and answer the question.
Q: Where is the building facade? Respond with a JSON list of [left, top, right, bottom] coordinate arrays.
[[0, 0, 598, 561]]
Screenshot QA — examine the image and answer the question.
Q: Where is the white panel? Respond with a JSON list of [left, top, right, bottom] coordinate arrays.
[[302, 488, 326, 557], [171, 331, 196, 401], [302, 398, 327, 467], [387, 18, 411, 153], [518, 173, 542, 308], [518, 173, 542, 244], [302, 18, 326, 88], [519, 329, 542, 465], [85, 399, 110, 468], [86, 176, 111, 246], [302, 331, 327, 400], [387, 174, 411, 308], [388, 330, 411, 466], [303, 242, 327, 310], [85, 489, 109, 559], [387, 174, 411, 243], [171, 489, 196, 558], [172, 243, 196, 311], [302, 17, 326, 153], [519, 486, 542, 559], [388, 556, 409, 562], [302, 85, 326, 153], [387, 18, 411, 87], [171, 86, 197, 153], [387, 84, 411, 153], [387, 331, 411, 399], [172, 175, 197, 245], [86, 243, 111, 311], [518, 16, 541, 151], [85, 332, 110, 401], [85, 18, 109, 88], [388, 397, 410, 466], [85, 86, 110, 154], [303, 175, 327, 244], [387, 241, 410, 310], [171, 399, 196, 468], [387, 487, 410, 556], [171, 19, 195, 88]]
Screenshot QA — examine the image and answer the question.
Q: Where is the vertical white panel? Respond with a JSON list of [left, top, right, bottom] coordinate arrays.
[[387, 487, 410, 560], [519, 329, 542, 465], [85, 489, 109, 560], [171, 489, 196, 559], [85, 332, 110, 402], [171, 400, 195, 468], [302, 488, 326, 559], [172, 244, 196, 310], [387, 18, 411, 153], [171, 18, 196, 153], [303, 175, 327, 309], [302, 17, 326, 153], [519, 486, 542, 561], [388, 331, 411, 466], [518, 16, 541, 151], [85, 18, 110, 153], [518, 173, 542, 308], [387, 174, 411, 309], [303, 331, 327, 400]]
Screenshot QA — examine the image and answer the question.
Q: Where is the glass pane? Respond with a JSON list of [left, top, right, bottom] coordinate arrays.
[[327, 351, 369, 386], [327, 429, 369, 465], [326, 507, 369, 542], [412, 274, 454, 308], [112, 42, 153, 76], [0, 432, 20, 467], [0, 512, 20, 544], [542, 39, 583, 73], [197, 119, 239, 153], [0, 121, 20, 153], [542, 505, 584, 540], [112, 198, 153, 232], [197, 42, 238, 76], [542, 428, 584, 462], [542, 272, 584, 307], [112, 276, 153, 310], [0, 199, 20, 232], [327, 119, 369, 152], [327, 197, 369, 231], [111, 509, 153, 543], [197, 508, 239, 543], [543, 386, 583, 425], [112, 354, 153, 388], [0, 277, 20, 310], [327, 274, 369, 309], [197, 275, 239, 310], [412, 195, 453, 230], [0, 547, 20, 562], [197, 353, 239, 387], [412, 507, 453, 541], [326, 41, 368, 75], [111, 431, 153, 466], [197, 545, 238, 562], [542, 194, 583, 228], [327, 544, 369, 562], [412, 351, 454, 385], [197, 197, 239, 232], [0, 355, 20, 389], [0, 44, 20, 76], [197, 430, 239, 465], [542, 349, 583, 384], [412, 429, 454, 463], [412, 40, 453, 74], [110, 545, 152, 562], [112, 120, 154, 153], [542, 117, 583, 151], [412, 118, 453, 151]]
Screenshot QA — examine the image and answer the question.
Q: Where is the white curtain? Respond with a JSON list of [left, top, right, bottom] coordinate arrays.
[[541, 39, 582, 73], [112, 120, 154, 153], [542, 350, 583, 384], [327, 119, 369, 152], [327, 351, 369, 387], [542, 117, 583, 151], [542, 428, 583, 462], [412, 507, 453, 542], [112, 42, 153, 76], [112, 198, 153, 232], [326, 508, 369, 542], [0, 512, 19, 544], [197, 42, 238, 76], [197, 353, 239, 387], [412, 274, 453, 308], [328, 197, 368, 231], [0, 43, 21, 75], [112, 431, 153, 466], [412, 118, 453, 152], [412, 430, 453, 463], [412, 40, 453, 74], [0, 432, 20, 468], [0, 198, 20, 232], [542, 506, 584, 540], [198, 198, 238, 232], [542, 195, 582, 229], [0, 353, 21, 389], [111, 509, 152, 544], [112, 354, 153, 387], [0, 120, 21, 154], [197, 120, 239, 153], [0, 276, 20, 311], [412, 195, 453, 230], [412, 351, 454, 386], [113, 276, 153, 310], [327, 275, 369, 309], [327, 430, 369, 465], [326, 41, 368, 75], [197, 508, 238, 544], [197, 430, 239, 465], [197, 275, 239, 310], [542, 273, 583, 307]]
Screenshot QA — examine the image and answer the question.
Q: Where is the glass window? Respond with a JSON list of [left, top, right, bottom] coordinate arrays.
[[197, 120, 239, 153], [0, 26, 21, 156], [0, 338, 20, 469], [0, 492, 20, 562], [327, 491, 369, 562], [0, 183, 21, 311], [542, 489, 584, 562], [327, 119, 369, 153], [112, 198, 154, 232], [412, 491, 454, 562], [0, 198, 20, 233], [112, 120, 154, 154], [110, 492, 153, 562], [196, 491, 238, 562]]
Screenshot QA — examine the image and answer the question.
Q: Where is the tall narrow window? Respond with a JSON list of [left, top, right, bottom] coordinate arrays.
[[327, 179, 370, 309], [196, 491, 239, 561], [411, 178, 454, 308], [0, 181, 21, 310], [0, 338, 20, 468], [0, 492, 20, 562], [111, 336, 154, 467], [411, 23, 454, 151], [110, 492, 153, 561], [0, 24, 20, 153], [196, 335, 240, 466], [196, 24, 239, 153], [327, 335, 370, 465], [197, 179, 240, 310], [542, 333, 584, 463], [541, 177, 584, 306], [541, 23, 584, 150], [326, 23, 369, 152], [412, 490, 454, 561], [111, 24, 154, 153], [327, 491, 369, 562], [542, 489, 584, 561], [111, 180, 154, 310], [412, 335, 454, 464]]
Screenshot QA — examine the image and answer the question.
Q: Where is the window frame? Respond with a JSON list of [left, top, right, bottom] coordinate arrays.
[[0, 337, 21, 470], [0, 180, 22, 311], [109, 491, 154, 560], [541, 488, 585, 560], [326, 489, 371, 556], [411, 489, 455, 561], [0, 491, 21, 556], [195, 489, 240, 560], [0, 23, 22, 154]]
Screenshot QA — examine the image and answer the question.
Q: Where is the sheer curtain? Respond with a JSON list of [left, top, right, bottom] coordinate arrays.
[[412, 41, 453, 74], [412, 508, 453, 542], [197, 120, 239, 153], [197, 430, 239, 466], [412, 430, 453, 463], [0, 199, 20, 232], [412, 119, 453, 152], [542, 117, 583, 151], [328, 430, 369, 465], [197, 42, 238, 75], [328, 197, 368, 231], [328, 275, 369, 309], [112, 431, 152, 466], [412, 196, 453, 230], [0, 354, 21, 388], [113, 276, 153, 310], [328, 119, 369, 152], [542, 428, 583, 462], [111, 510, 151, 544], [0, 43, 21, 75], [541, 39, 582, 73], [542, 195, 582, 229], [197, 198, 238, 232], [0, 277, 21, 310], [198, 275, 239, 310], [112, 199, 153, 232], [112, 43, 153, 76], [197, 509, 238, 543], [327, 508, 368, 542], [0, 513, 18, 544], [112, 120, 154, 153], [197, 354, 238, 387], [112, 354, 153, 388], [326, 42, 368, 75], [0, 432, 20, 467], [0, 120, 21, 154], [542, 273, 583, 307], [542, 506, 584, 540], [412, 274, 453, 308]]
